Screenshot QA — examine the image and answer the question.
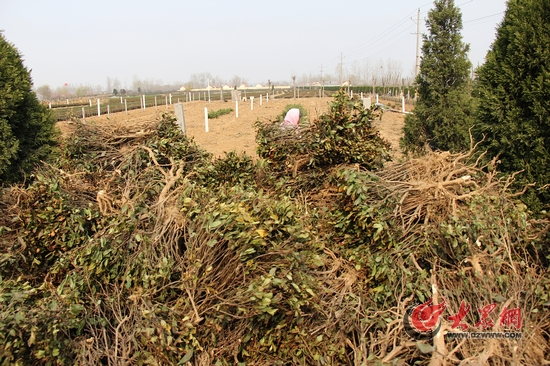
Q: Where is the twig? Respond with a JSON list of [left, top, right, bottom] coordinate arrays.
[[185, 288, 204, 324], [409, 253, 423, 272]]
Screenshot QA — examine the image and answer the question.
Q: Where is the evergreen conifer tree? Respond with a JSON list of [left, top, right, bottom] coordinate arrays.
[[401, 0, 474, 154], [0, 33, 59, 183], [474, 0, 550, 210]]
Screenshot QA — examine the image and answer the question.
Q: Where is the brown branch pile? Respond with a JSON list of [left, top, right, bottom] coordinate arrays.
[[379, 148, 497, 234], [309, 141, 550, 364], [1, 115, 549, 365]]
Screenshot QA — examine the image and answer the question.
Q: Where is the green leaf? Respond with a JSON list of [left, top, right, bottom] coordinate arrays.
[[305, 288, 316, 297], [70, 304, 84, 316], [27, 329, 36, 347], [178, 349, 194, 364], [14, 311, 25, 323], [208, 220, 223, 229], [240, 247, 256, 256], [417, 342, 434, 354], [493, 294, 506, 303]]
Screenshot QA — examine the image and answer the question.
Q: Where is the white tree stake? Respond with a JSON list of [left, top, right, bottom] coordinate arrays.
[[204, 107, 209, 132]]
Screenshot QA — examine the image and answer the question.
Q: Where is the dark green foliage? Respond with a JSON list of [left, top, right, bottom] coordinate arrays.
[[0, 173, 103, 281], [207, 107, 233, 119], [0, 33, 59, 183], [255, 120, 306, 168], [0, 107, 549, 364], [199, 150, 258, 189], [401, 0, 474, 155], [309, 90, 391, 168], [256, 89, 391, 176], [474, 0, 550, 211]]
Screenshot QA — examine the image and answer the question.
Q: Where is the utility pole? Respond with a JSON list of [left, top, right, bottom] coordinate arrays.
[[292, 76, 296, 99], [320, 65, 324, 97], [340, 52, 344, 86], [414, 9, 421, 78]]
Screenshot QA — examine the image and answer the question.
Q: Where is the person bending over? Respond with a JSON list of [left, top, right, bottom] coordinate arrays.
[[280, 108, 301, 130]]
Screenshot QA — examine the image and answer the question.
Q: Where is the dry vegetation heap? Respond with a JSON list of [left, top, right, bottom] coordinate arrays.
[[0, 90, 548, 365]]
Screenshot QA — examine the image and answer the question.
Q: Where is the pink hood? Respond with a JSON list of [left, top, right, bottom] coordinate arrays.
[[281, 108, 301, 126]]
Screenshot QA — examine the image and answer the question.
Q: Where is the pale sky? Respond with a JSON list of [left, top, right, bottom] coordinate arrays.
[[1, 0, 507, 90]]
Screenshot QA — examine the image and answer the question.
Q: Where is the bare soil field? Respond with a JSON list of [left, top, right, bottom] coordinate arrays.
[[57, 96, 407, 159]]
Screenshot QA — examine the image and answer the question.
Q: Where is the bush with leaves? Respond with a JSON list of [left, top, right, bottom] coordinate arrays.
[[401, 0, 474, 155], [207, 108, 233, 119], [0, 33, 59, 184], [256, 89, 391, 177], [197, 150, 258, 190], [0, 108, 549, 365], [474, 0, 550, 211], [308, 90, 391, 168]]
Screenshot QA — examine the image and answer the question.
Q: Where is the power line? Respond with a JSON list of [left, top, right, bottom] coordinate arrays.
[[355, 35, 413, 64], [346, 22, 416, 59], [464, 11, 505, 25], [343, 10, 417, 57], [340, 3, 435, 65], [316, 1, 491, 80], [317, 4, 432, 70]]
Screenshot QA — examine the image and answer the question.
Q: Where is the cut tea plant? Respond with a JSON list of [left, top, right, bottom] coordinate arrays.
[[255, 89, 392, 196], [0, 96, 548, 365]]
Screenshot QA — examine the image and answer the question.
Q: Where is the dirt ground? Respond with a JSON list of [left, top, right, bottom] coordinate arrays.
[[57, 96, 407, 160]]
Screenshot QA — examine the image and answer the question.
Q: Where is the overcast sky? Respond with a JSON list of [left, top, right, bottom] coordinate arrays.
[[1, 0, 507, 89]]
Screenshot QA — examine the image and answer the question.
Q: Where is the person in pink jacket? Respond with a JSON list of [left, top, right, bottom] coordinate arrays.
[[280, 108, 302, 129]]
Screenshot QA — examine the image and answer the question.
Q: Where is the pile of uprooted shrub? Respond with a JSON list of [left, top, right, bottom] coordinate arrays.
[[1, 89, 548, 365]]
